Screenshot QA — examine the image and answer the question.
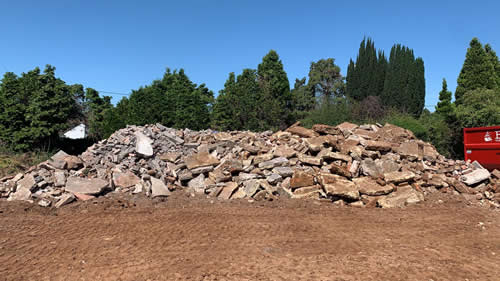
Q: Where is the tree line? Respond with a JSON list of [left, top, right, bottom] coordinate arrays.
[[0, 37, 498, 158]]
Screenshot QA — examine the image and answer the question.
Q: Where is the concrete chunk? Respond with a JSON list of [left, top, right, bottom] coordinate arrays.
[[151, 177, 170, 197], [460, 169, 490, 186], [65, 177, 108, 195], [135, 132, 154, 157]]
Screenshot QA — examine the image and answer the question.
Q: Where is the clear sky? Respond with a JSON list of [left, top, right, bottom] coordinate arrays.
[[1, 0, 499, 110]]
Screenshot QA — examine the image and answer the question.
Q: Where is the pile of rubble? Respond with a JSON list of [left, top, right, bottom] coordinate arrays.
[[1, 122, 499, 208]]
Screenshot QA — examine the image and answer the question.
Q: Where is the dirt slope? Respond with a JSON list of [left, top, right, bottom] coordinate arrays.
[[0, 193, 499, 281]]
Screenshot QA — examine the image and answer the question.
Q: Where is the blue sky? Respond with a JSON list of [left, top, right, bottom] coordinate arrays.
[[1, 0, 499, 110]]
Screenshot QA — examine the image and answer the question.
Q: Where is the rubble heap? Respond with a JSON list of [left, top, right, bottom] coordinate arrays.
[[1, 122, 499, 208]]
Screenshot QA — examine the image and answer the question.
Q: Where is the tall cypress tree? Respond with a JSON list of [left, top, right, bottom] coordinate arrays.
[[455, 38, 497, 104], [346, 59, 357, 98], [375, 50, 387, 97], [257, 50, 291, 130], [346, 38, 387, 101], [414, 58, 426, 116], [382, 44, 425, 116]]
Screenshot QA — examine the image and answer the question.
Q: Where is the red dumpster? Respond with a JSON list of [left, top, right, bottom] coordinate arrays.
[[463, 125, 500, 170]]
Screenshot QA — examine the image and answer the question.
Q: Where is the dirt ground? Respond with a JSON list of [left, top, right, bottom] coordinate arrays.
[[0, 192, 499, 281]]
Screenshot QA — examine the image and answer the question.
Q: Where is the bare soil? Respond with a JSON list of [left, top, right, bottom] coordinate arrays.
[[0, 192, 499, 281]]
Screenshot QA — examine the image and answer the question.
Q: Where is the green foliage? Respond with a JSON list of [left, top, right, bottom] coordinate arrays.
[[85, 88, 113, 140], [211, 73, 238, 131], [435, 78, 454, 120], [99, 98, 130, 139], [123, 68, 213, 130], [455, 88, 500, 128], [291, 58, 345, 122], [257, 50, 292, 130], [213, 50, 293, 131], [346, 38, 386, 101], [0, 65, 83, 151], [418, 111, 453, 158], [301, 97, 354, 128], [455, 38, 497, 104], [485, 43, 500, 88], [291, 77, 314, 120], [0, 148, 51, 178], [382, 110, 429, 140], [382, 44, 425, 116], [211, 69, 261, 131], [307, 58, 345, 100], [347, 38, 425, 117]]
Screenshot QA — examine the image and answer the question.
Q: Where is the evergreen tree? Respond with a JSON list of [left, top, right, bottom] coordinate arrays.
[[455, 88, 500, 128], [25, 65, 78, 148], [85, 88, 113, 140], [382, 44, 425, 116], [291, 77, 314, 120], [435, 78, 453, 119], [375, 50, 387, 96], [346, 38, 386, 101], [125, 68, 213, 130], [455, 38, 497, 104], [211, 73, 237, 131], [485, 43, 500, 88], [256, 50, 292, 130], [234, 69, 260, 130], [0, 72, 26, 149], [0, 65, 83, 150]]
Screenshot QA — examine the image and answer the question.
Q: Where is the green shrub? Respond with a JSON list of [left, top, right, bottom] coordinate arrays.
[[382, 110, 429, 141], [301, 97, 354, 128], [0, 147, 51, 177]]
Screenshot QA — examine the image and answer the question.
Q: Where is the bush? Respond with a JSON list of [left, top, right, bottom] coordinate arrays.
[[382, 110, 429, 140], [351, 95, 385, 122], [301, 97, 355, 128], [0, 147, 51, 178]]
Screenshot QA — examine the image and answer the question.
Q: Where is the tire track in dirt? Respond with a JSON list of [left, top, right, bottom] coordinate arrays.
[[0, 195, 499, 281]]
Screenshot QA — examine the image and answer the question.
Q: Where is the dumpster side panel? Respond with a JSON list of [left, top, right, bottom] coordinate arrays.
[[463, 126, 500, 171]]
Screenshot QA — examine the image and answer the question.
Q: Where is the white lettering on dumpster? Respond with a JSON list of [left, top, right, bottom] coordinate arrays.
[[496, 131, 500, 142], [485, 131, 492, 142]]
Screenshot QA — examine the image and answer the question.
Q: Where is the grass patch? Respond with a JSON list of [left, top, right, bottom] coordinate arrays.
[[0, 149, 51, 178]]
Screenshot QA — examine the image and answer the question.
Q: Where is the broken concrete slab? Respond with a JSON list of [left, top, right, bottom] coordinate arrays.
[[135, 132, 154, 157], [218, 182, 238, 199], [65, 177, 108, 195], [55, 193, 75, 208], [354, 177, 394, 196], [323, 175, 360, 200], [151, 177, 170, 197], [460, 169, 490, 186], [377, 185, 424, 208], [185, 151, 220, 170], [113, 171, 140, 188], [286, 126, 319, 138], [384, 171, 416, 184], [187, 174, 206, 193], [312, 124, 341, 135], [290, 170, 315, 189]]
